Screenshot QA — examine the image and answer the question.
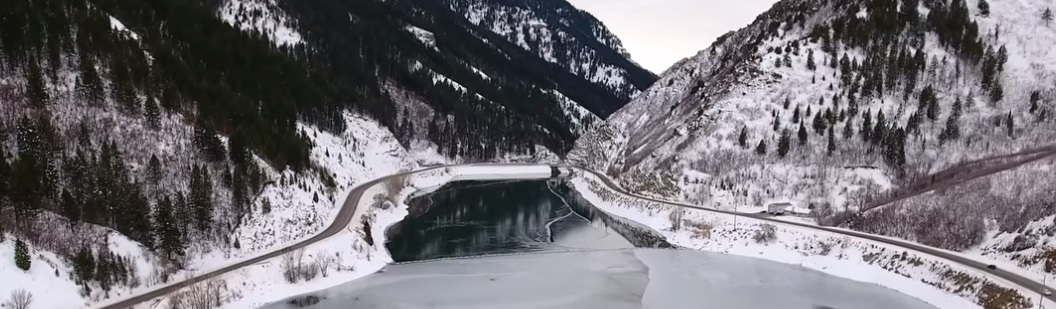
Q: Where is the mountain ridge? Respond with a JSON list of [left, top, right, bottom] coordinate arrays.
[[574, 0, 1056, 264]]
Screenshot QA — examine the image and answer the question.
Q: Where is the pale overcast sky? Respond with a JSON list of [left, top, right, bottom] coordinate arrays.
[[566, 0, 778, 73]]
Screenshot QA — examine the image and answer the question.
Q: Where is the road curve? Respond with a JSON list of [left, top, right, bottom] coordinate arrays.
[[93, 166, 449, 309], [572, 167, 1056, 304]]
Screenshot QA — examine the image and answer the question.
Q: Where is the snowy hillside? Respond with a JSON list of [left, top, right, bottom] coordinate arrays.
[[443, 0, 652, 99], [219, 0, 302, 47], [207, 0, 656, 157], [573, 0, 1056, 282]]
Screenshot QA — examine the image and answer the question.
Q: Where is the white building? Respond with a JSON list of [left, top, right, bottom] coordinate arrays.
[[766, 202, 793, 215]]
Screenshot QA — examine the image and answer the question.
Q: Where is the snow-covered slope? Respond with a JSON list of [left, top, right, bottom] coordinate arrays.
[[210, 0, 655, 155], [573, 0, 1056, 283], [219, 0, 302, 47], [442, 0, 652, 99]]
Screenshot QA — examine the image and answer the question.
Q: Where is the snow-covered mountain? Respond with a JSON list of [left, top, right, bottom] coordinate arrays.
[[574, 0, 1056, 276], [440, 0, 655, 100], [219, 0, 656, 148], [0, 0, 643, 306]]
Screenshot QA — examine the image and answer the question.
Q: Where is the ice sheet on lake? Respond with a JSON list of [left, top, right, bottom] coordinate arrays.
[[261, 249, 937, 309]]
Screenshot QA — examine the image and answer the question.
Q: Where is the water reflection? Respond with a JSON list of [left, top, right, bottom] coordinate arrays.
[[385, 180, 659, 262]]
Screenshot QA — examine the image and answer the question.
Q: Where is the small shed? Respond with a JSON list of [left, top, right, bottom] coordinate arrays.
[[766, 202, 793, 215]]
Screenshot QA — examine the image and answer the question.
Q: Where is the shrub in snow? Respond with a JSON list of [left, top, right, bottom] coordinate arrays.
[[668, 208, 685, 231], [5, 289, 32, 309], [1002, 235, 1037, 253], [14, 239, 30, 271], [752, 224, 777, 244], [685, 220, 714, 239], [301, 261, 320, 281]]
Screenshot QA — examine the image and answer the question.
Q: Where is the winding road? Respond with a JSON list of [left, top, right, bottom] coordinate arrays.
[[92, 167, 448, 309], [95, 163, 1055, 309]]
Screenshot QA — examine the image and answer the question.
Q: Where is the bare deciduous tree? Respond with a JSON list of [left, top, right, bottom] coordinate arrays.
[[314, 251, 336, 277], [179, 278, 225, 309], [167, 291, 185, 309], [6, 289, 32, 309], [281, 248, 304, 283]]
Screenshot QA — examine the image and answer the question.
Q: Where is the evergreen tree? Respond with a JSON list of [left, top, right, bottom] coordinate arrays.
[[262, 197, 272, 214], [174, 191, 192, 240], [0, 132, 9, 212], [756, 139, 767, 155], [153, 195, 184, 261], [941, 113, 962, 142], [232, 166, 248, 218], [77, 54, 106, 107], [778, 129, 792, 157], [190, 166, 214, 232], [144, 96, 161, 128], [861, 110, 873, 141], [793, 106, 801, 123], [991, 81, 1004, 103], [738, 127, 748, 148], [1030, 90, 1041, 113], [61, 189, 79, 228], [920, 85, 939, 121], [783, 97, 791, 109], [228, 131, 249, 165], [907, 112, 923, 134], [783, 54, 792, 67], [193, 123, 226, 162], [872, 111, 887, 145], [843, 117, 854, 139], [1006, 112, 1014, 137], [14, 239, 30, 271], [26, 60, 49, 108], [978, 0, 990, 17], [73, 247, 95, 284], [806, 49, 816, 70], [812, 113, 827, 134], [12, 117, 46, 224], [827, 126, 836, 156], [1045, 8, 1053, 26], [147, 155, 162, 184], [883, 128, 907, 167], [798, 123, 808, 145]]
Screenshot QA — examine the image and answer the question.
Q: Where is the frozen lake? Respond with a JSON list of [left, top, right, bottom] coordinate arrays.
[[262, 248, 938, 309], [262, 180, 936, 308]]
